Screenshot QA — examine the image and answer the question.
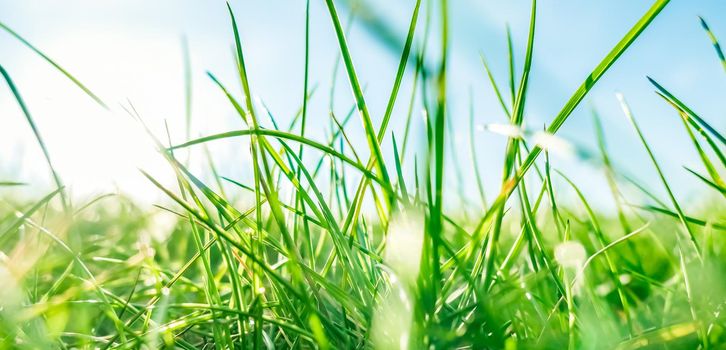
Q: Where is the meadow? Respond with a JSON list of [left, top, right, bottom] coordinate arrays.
[[1, 0, 726, 348]]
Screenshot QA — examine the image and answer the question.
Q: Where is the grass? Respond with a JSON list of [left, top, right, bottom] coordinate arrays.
[[2, 0, 726, 349]]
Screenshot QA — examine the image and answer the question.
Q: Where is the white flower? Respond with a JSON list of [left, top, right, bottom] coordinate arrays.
[[145, 211, 178, 242], [0, 257, 23, 312], [556, 241, 587, 296], [480, 123, 525, 138], [371, 269, 413, 350], [555, 241, 586, 269], [619, 274, 632, 285], [595, 281, 614, 296], [532, 131, 574, 158], [385, 210, 424, 283]]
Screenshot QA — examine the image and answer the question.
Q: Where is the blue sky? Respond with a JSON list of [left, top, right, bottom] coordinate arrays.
[[1, 0, 724, 210]]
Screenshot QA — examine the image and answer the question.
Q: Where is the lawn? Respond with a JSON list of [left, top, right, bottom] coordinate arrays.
[[1, 0, 725, 348]]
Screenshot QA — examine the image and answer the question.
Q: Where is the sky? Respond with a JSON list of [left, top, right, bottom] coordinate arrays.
[[1, 0, 725, 211]]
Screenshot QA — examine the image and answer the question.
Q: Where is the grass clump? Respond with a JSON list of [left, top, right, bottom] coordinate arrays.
[[2, 0, 726, 349]]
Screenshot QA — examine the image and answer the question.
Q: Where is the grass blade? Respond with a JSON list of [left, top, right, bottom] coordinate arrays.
[[468, 0, 671, 259], [0, 22, 108, 109], [648, 77, 726, 146], [617, 93, 700, 256], [323, 0, 393, 192], [684, 166, 726, 195], [0, 64, 69, 212], [698, 16, 726, 73]]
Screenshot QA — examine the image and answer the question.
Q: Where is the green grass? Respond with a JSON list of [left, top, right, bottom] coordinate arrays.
[[2, 0, 726, 349]]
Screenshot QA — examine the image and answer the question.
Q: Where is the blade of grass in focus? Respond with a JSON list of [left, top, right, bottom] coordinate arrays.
[[464, 0, 671, 265], [480, 0, 537, 290], [617, 93, 701, 256]]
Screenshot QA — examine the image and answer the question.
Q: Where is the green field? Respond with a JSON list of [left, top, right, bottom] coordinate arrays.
[[1, 0, 726, 349]]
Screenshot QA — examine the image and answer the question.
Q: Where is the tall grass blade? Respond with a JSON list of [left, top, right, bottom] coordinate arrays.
[[469, 0, 670, 256], [648, 77, 726, 146], [699, 16, 726, 73], [0, 65, 69, 212], [0, 22, 108, 109], [617, 93, 700, 256]]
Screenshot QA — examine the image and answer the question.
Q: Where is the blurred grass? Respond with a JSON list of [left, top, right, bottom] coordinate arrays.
[[2, 0, 726, 349]]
